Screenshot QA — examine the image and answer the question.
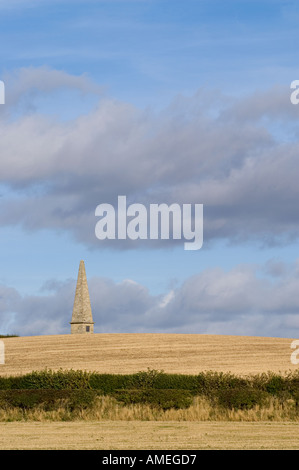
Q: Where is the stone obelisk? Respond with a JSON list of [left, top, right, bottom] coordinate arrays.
[[70, 260, 94, 334]]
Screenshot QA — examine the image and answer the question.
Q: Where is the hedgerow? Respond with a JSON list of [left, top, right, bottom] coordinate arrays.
[[0, 368, 298, 412]]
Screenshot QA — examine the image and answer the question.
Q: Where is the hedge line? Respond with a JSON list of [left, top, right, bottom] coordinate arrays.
[[0, 368, 298, 411], [1, 368, 298, 395], [0, 386, 289, 412]]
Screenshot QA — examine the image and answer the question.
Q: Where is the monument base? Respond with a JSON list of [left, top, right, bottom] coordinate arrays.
[[70, 322, 94, 334]]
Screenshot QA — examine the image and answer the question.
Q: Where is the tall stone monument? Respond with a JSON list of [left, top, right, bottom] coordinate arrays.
[[70, 260, 94, 334]]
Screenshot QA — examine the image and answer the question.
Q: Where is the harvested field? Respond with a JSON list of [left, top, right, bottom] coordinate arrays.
[[0, 333, 297, 376], [0, 420, 298, 450], [1, 333, 299, 451]]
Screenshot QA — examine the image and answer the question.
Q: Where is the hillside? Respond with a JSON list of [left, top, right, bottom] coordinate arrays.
[[0, 333, 297, 377]]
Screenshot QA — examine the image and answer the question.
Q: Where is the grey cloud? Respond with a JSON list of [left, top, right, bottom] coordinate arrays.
[[1, 260, 299, 338], [220, 84, 299, 123], [0, 66, 102, 121], [1, 280, 75, 336], [0, 69, 299, 248], [0, 285, 21, 335], [263, 258, 290, 278], [6, 66, 102, 99]]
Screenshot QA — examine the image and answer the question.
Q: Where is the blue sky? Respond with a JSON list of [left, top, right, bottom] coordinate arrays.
[[0, 0, 299, 338]]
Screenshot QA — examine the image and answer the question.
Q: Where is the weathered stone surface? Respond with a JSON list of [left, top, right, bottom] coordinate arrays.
[[70, 260, 94, 334]]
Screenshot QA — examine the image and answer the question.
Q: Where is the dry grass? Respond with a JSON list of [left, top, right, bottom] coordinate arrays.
[[0, 333, 297, 376], [0, 420, 299, 450], [0, 395, 298, 423]]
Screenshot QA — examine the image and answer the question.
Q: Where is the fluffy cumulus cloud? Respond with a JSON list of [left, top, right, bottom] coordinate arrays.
[[1, 259, 299, 338], [0, 67, 299, 249]]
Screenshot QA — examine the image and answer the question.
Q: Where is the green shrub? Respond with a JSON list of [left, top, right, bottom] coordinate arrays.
[[265, 374, 287, 395], [129, 369, 165, 389], [288, 377, 299, 396], [196, 371, 249, 398], [89, 373, 133, 394], [66, 389, 97, 411], [112, 388, 193, 411], [286, 376, 299, 408], [0, 390, 44, 409], [0, 389, 69, 409], [0, 389, 97, 411], [0, 377, 12, 390], [0, 335, 19, 338], [153, 372, 198, 393], [216, 386, 266, 410], [9, 369, 92, 390]]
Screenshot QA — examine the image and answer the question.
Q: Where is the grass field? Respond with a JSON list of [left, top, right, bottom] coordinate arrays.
[[0, 333, 297, 376]]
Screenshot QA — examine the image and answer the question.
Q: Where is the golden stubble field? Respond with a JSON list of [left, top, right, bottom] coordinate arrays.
[[1, 333, 299, 450], [0, 332, 297, 376], [0, 421, 299, 450]]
